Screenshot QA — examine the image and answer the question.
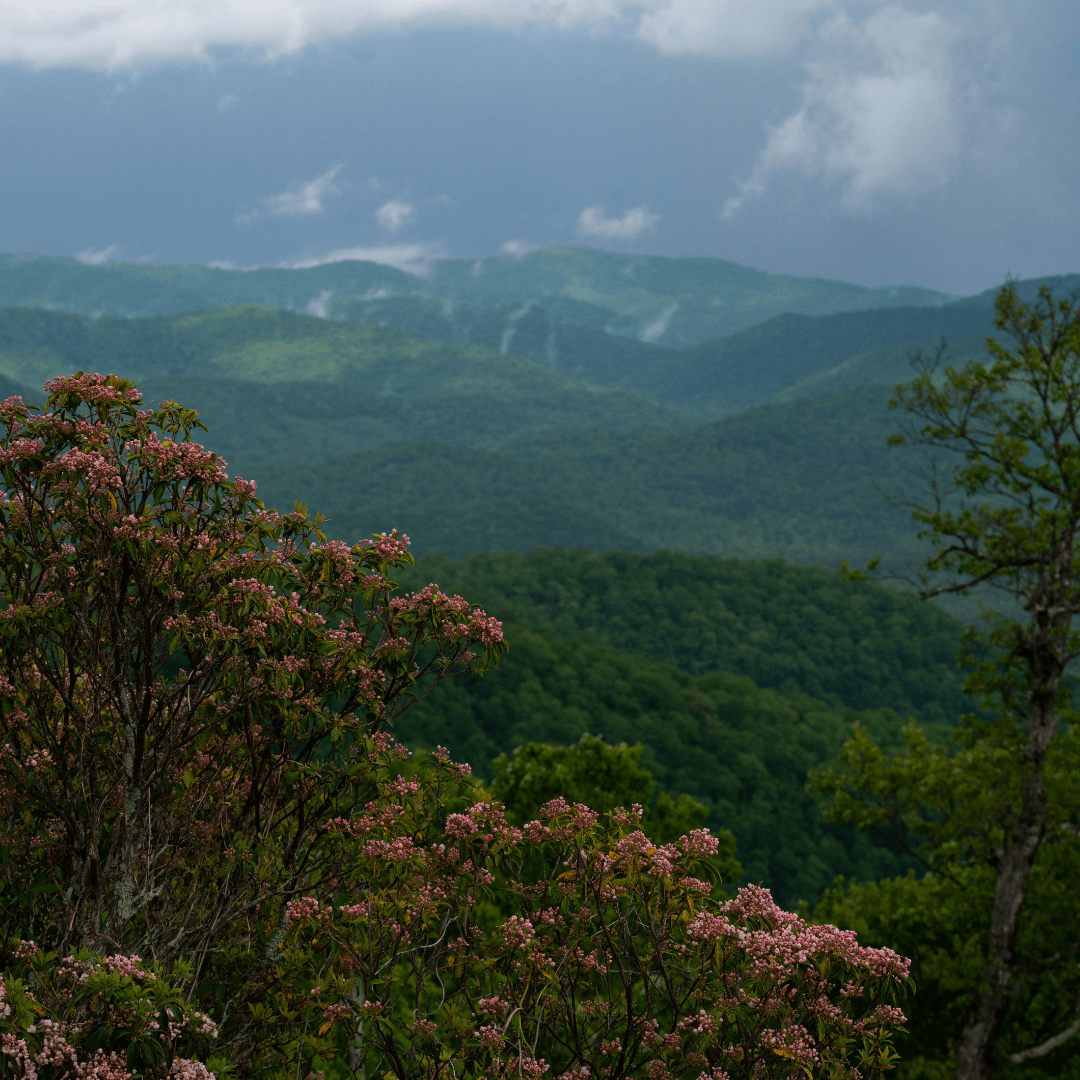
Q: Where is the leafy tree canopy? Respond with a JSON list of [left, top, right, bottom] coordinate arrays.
[[398, 548, 972, 724]]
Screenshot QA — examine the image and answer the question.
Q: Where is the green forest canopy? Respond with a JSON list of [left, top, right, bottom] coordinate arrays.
[[397, 548, 971, 723]]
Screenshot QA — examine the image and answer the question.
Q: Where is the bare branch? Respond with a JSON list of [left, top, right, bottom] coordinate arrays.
[[1007, 1015, 1080, 1065]]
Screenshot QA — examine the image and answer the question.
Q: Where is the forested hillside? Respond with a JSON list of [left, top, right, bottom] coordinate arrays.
[[0, 302, 937, 567], [395, 621, 923, 908], [389, 549, 974, 906], [0, 306, 691, 455], [319, 291, 996, 412], [397, 549, 972, 723], [0, 260, 1049, 591], [259, 385, 923, 566]]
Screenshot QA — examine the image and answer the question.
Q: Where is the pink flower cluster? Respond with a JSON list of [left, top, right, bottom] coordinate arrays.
[[360, 835, 417, 863], [23, 750, 55, 772], [168, 1060, 217, 1080], [130, 432, 228, 486], [533, 798, 599, 838], [66, 1048, 133, 1080], [680, 829, 720, 858], [310, 540, 357, 586], [503, 916, 536, 949], [391, 585, 505, 647], [0, 437, 44, 466], [43, 373, 142, 404], [708, 885, 911, 982], [614, 831, 680, 877], [285, 897, 332, 923], [58, 953, 156, 984], [385, 776, 419, 798], [359, 531, 411, 562], [445, 813, 480, 839], [506, 1054, 548, 1078], [41, 448, 121, 490]]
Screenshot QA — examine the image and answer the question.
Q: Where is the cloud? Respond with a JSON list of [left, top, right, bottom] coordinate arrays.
[[577, 204, 660, 241], [636, 0, 831, 59], [280, 242, 445, 278], [268, 165, 342, 216], [75, 244, 118, 265], [217, 93, 239, 112], [0, 0, 839, 72], [724, 4, 974, 215], [501, 239, 532, 257], [375, 199, 413, 232]]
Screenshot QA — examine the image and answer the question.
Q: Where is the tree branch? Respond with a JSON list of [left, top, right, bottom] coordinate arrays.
[[1006, 1014, 1080, 1065]]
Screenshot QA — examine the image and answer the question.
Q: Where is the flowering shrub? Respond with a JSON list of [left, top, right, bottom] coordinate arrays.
[[0, 943, 223, 1080], [0, 373, 505, 1063], [257, 753, 910, 1080]]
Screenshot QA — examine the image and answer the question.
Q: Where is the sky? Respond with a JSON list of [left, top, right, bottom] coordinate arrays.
[[0, 0, 1076, 296]]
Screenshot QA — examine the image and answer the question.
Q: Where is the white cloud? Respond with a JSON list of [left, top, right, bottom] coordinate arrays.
[[636, 0, 831, 59], [577, 204, 660, 241], [724, 4, 973, 215], [280, 242, 446, 278], [268, 165, 342, 216], [375, 199, 413, 232], [501, 239, 532, 257], [0, 0, 840, 72], [75, 244, 118, 264]]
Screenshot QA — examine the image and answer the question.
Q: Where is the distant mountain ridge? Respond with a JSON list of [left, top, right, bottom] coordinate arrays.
[[0, 306, 693, 463], [419, 246, 956, 345], [0, 245, 955, 348]]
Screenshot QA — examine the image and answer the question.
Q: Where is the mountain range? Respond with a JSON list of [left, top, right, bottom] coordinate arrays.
[[2, 248, 1074, 571]]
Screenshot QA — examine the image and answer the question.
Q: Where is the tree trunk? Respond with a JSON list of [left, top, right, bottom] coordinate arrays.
[[954, 809, 1044, 1080], [955, 626, 1059, 1080], [348, 976, 366, 1080]]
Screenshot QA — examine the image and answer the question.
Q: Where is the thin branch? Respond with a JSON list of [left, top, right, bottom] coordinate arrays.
[[1007, 1015, 1080, 1065]]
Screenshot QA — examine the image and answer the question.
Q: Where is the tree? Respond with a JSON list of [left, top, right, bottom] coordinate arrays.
[[820, 284, 1080, 1080], [491, 734, 734, 849], [0, 372, 912, 1078]]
